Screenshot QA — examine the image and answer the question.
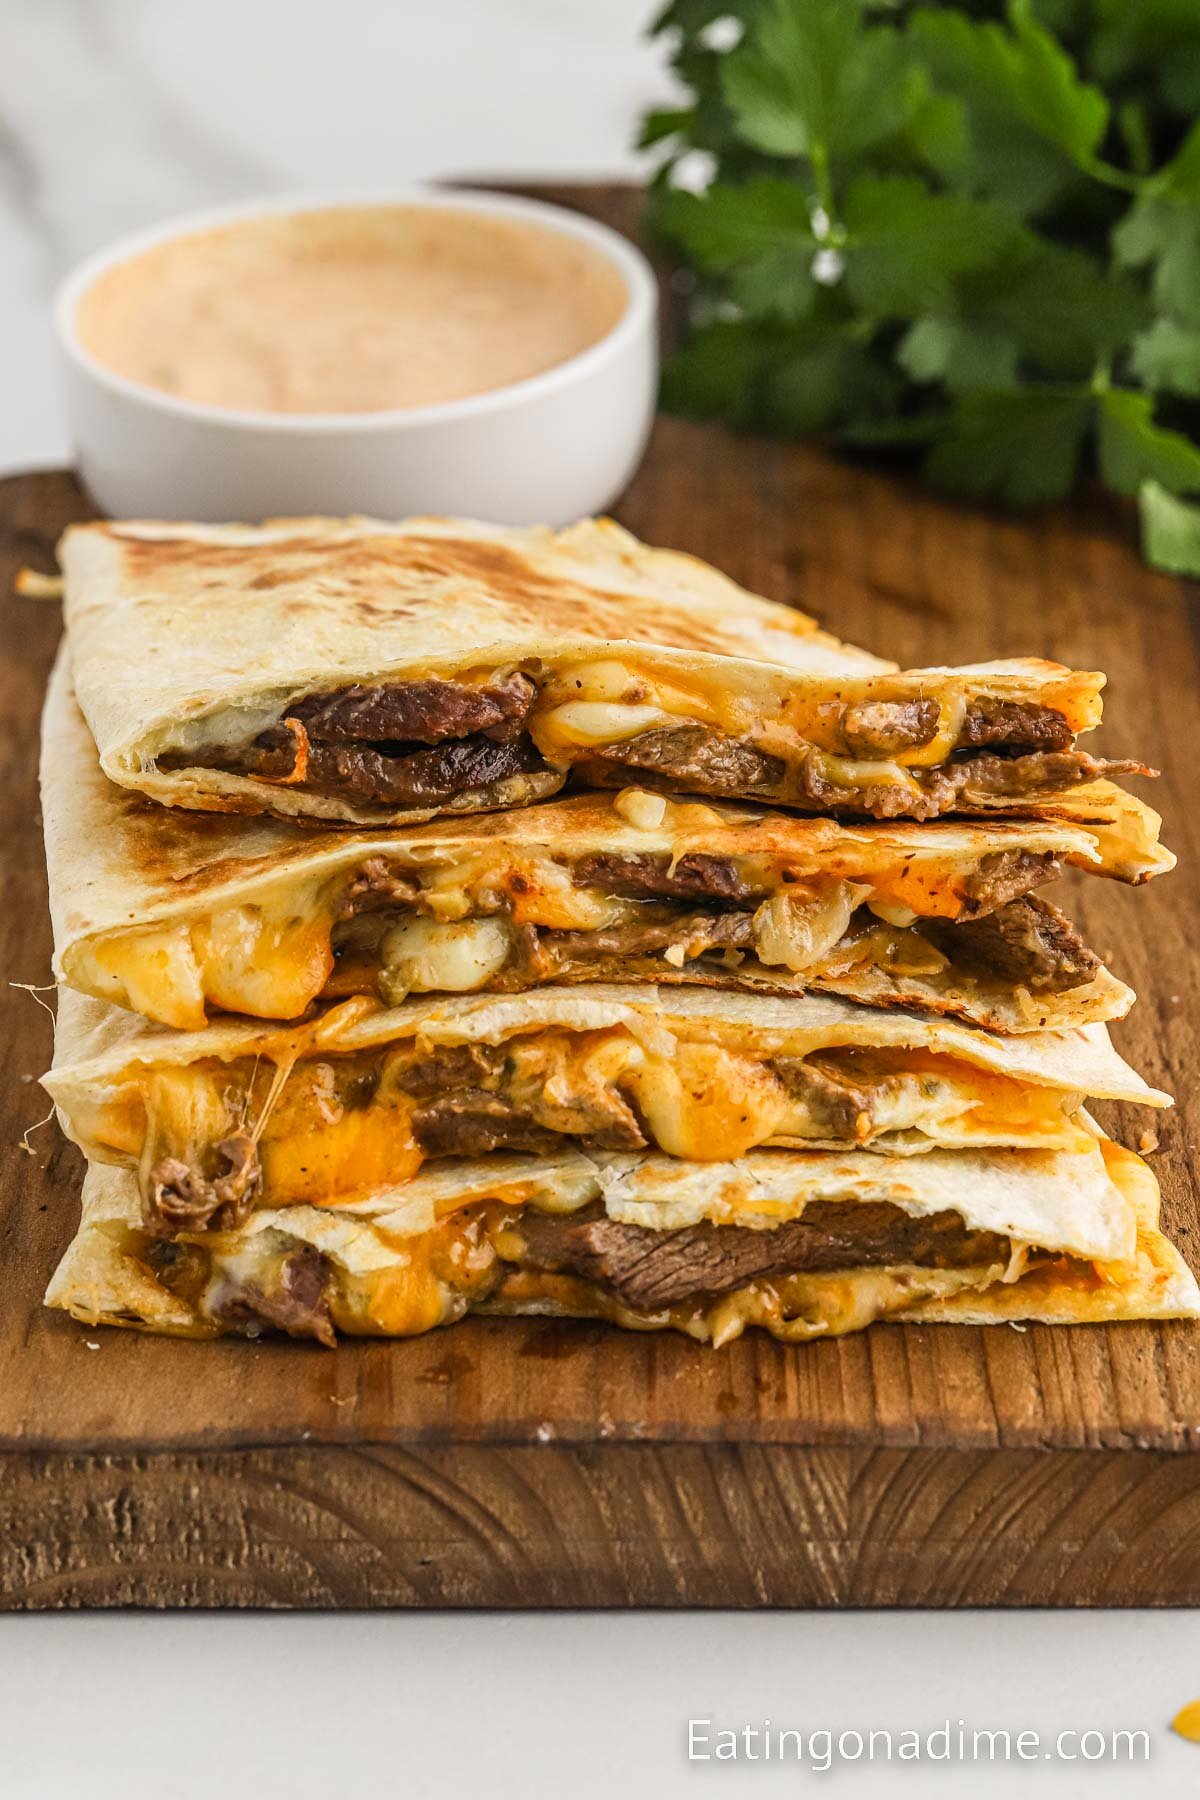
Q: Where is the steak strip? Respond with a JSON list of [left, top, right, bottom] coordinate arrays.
[[919, 895, 1100, 992], [146, 1133, 261, 1236], [289, 671, 536, 746], [583, 726, 1148, 821], [572, 851, 753, 904], [956, 849, 1060, 918], [957, 698, 1075, 753], [177, 728, 553, 806], [516, 1200, 1009, 1311], [212, 1247, 336, 1347]]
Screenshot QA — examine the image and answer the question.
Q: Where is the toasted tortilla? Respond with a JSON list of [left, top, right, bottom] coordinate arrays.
[[43, 653, 1159, 1034], [59, 514, 1138, 826], [45, 1136, 1198, 1344], [45, 980, 1168, 1239]]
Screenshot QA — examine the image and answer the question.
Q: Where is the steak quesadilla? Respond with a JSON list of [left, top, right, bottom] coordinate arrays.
[[59, 515, 1151, 826], [46, 1135, 1200, 1344], [44, 653, 1165, 1033], [45, 982, 1167, 1240]]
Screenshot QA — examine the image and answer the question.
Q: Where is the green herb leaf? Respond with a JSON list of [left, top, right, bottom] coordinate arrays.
[[657, 179, 818, 321], [1096, 387, 1200, 495], [909, 2, 1108, 211], [1140, 479, 1200, 576], [842, 175, 1018, 316], [642, 0, 1200, 571], [723, 0, 925, 162], [659, 318, 778, 423], [924, 388, 1092, 503], [898, 318, 1021, 392], [959, 237, 1148, 374], [657, 179, 814, 269], [637, 107, 697, 152], [764, 329, 899, 433], [1130, 317, 1200, 396]]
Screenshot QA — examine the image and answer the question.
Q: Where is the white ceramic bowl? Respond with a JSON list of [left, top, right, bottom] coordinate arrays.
[[54, 189, 659, 526]]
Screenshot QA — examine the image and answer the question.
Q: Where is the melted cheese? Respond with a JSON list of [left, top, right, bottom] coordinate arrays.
[[87, 882, 334, 1030], [624, 1041, 791, 1160], [895, 695, 967, 768], [815, 753, 922, 794], [260, 1105, 422, 1205], [382, 914, 511, 997]]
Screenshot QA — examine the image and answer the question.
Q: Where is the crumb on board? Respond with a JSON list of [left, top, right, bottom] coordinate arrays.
[[1139, 1129, 1161, 1155]]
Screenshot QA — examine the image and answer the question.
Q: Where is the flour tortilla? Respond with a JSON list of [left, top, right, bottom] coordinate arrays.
[[42, 651, 1158, 1034], [44, 980, 1169, 1202], [58, 514, 1121, 826], [45, 1137, 1199, 1343]]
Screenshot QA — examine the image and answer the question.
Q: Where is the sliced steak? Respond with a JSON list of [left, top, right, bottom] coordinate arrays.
[[585, 725, 787, 794], [541, 910, 757, 964], [572, 851, 752, 904], [796, 749, 1148, 821], [288, 671, 536, 746], [213, 1246, 336, 1347], [516, 1201, 1008, 1311], [958, 698, 1074, 753], [145, 1238, 210, 1306], [396, 1044, 506, 1099], [768, 1057, 879, 1139], [339, 855, 420, 917], [957, 849, 1060, 919], [411, 1091, 562, 1158], [841, 698, 939, 756], [145, 1134, 261, 1237], [921, 895, 1100, 992], [950, 749, 1150, 798], [222, 729, 552, 806]]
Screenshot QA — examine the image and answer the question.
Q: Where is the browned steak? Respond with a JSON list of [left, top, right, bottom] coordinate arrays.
[[541, 910, 757, 963], [572, 851, 753, 904], [338, 855, 420, 916], [768, 1057, 880, 1138], [410, 1092, 563, 1158], [288, 671, 536, 746], [956, 849, 1061, 918], [396, 1044, 506, 1099], [841, 698, 939, 755], [958, 698, 1074, 752], [306, 734, 551, 805], [213, 1246, 336, 1347], [231, 729, 550, 805], [515, 1201, 1008, 1311], [585, 725, 787, 794], [921, 895, 1100, 991], [145, 1134, 261, 1237]]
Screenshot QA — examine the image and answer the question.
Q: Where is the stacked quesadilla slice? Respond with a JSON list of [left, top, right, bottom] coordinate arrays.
[[40, 515, 1199, 1345], [62, 516, 1147, 826]]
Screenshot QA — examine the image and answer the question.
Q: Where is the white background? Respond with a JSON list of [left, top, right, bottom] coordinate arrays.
[[2, 5, 1199, 1793]]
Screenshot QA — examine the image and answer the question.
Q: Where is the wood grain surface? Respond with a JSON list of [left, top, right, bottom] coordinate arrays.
[[2, 186, 1200, 1608]]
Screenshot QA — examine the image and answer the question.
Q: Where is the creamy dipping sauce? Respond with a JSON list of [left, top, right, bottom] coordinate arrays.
[[74, 205, 630, 414]]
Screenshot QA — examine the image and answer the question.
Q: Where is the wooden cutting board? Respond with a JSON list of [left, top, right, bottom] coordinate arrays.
[[4, 186, 1200, 1610]]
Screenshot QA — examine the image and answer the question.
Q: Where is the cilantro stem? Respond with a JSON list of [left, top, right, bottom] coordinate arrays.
[[1079, 157, 1144, 197], [809, 141, 836, 239]]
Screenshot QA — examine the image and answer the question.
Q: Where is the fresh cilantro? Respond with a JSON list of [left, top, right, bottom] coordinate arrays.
[[924, 388, 1092, 503], [1096, 387, 1200, 494], [1131, 318, 1200, 396], [1140, 479, 1200, 572], [643, 0, 1200, 575]]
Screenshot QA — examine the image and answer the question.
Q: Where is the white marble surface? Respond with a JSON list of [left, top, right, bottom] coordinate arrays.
[[0, 0, 675, 473], [4, 9, 1200, 1793]]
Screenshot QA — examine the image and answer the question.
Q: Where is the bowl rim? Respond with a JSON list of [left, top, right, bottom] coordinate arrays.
[[54, 185, 658, 436]]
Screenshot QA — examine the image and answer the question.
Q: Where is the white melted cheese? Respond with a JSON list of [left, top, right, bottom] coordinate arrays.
[[381, 914, 511, 998]]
